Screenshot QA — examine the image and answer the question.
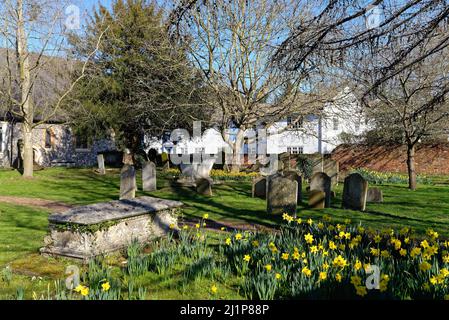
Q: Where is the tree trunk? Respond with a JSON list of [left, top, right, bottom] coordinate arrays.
[[22, 125, 34, 177], [17, 0, 34, 178], [231, 129, 245, 173], [406, 143, 417, 191]]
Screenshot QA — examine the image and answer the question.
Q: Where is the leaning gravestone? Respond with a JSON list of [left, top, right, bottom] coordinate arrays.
[[120, 165, 137, 200], [283, 171, 302, 204], [142, 161, 157, 192], [342, 173, 369, 211], [367, 187, 383, 203], [310, 172, 332, 208], [97, 154, 106, 175], [40, 196, 183, 261], [308, 190, 326, 209], [196, 178, 213, 196], [267, 175, 297, 215], [252, 177, 267, 199]]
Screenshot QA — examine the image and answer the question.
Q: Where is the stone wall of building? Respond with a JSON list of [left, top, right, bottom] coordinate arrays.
[[0, 121, 116, 168]]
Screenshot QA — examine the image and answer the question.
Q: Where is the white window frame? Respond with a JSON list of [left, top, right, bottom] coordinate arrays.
[[287, 146, 304, 154], [287, 116, 303, 130], [333, 117, 339, 131]]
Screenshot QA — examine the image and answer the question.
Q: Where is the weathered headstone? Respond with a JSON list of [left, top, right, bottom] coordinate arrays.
[[308, 190, 326, 209], [367, 187, 383, 203], [120, 165, 136, 200], [122, 148, 134, 165], [267, 175, 297, 215], [283, 171, 302, 204], [310, 172, 332, 208], [342, 173, 369, 211], [97, 154, 106, 175], [252, 177, 267, 199], [196, 178, 213, 196], [142, 161, 157, 192]]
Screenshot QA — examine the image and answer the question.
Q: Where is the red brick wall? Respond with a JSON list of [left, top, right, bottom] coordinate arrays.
[[331, 143, 449, 175]]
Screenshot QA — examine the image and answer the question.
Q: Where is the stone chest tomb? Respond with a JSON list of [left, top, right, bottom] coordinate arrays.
[[40, 196, 183, 261]]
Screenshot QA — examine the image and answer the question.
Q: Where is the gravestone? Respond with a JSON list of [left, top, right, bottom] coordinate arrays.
[[142, 161, 157, 192], [310, 172, 332, 208], [342, 173, 368, 211], [367, 187, 383, 203], [120, 165, 136, 200], [176, 156, 217, 187], [252, 177, 267, 199], [40, 196, 183, 261], [308, 190, 326, 209], [97, 154, 106, 175], [283, 171, 302, 204], [267, 175, 297, 215], [196, 178, 213, 196]]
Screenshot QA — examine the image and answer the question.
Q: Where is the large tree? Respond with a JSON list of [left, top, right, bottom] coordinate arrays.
[[67, 0, 207, 163], [353, 34, 449, 190], [0, 0, 104, 177], [175, 0, 340, 171]]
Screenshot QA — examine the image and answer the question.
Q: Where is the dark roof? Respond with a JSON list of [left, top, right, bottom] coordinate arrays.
[[0, 48, 76, 124]]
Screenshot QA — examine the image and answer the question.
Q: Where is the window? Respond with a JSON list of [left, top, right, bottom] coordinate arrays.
[[0, 127, 3, 152], [333, 118, 339, 130], [287, 116, 303, 129], [176, 147, 187, 154], [45, 129, 54, 149], [287, 146, 304, 154], [195, 147, 205, 154], [74, 133, 90, 150], [355, 122, 360, 132]]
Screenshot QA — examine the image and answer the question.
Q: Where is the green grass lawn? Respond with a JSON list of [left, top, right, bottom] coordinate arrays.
[[1, 167, 449, 299]]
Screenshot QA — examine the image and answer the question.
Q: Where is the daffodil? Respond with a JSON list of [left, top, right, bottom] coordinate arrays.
[[410, 247, 422, 258], [243, 255, 251, 262], [350, 275, 362, 286], [211, 285, 218, 294], [335, 273, 342, 282], [332, 255, 348, 268], [421, 239, 430, 249], [265, 264, 272, 272], [281, 253, 289, 260], [354, 260, 362, 271], [235, 233, 242, 240], [355, 285, 367, 297], [203, 214, 209, 219], [101, 282, 110, 292], [329, 241, 337, 250], [292, 251, 300, 260], [304, 233, 314, 244], [301, 266, 312, 277], [275, 273, 281, 280], [419, 261, 432, 272], [319, 271, 327, 281], [370, 248, 380, 257]]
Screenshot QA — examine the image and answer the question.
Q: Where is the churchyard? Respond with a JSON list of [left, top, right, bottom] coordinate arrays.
[[1, 166, 449, 300]]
